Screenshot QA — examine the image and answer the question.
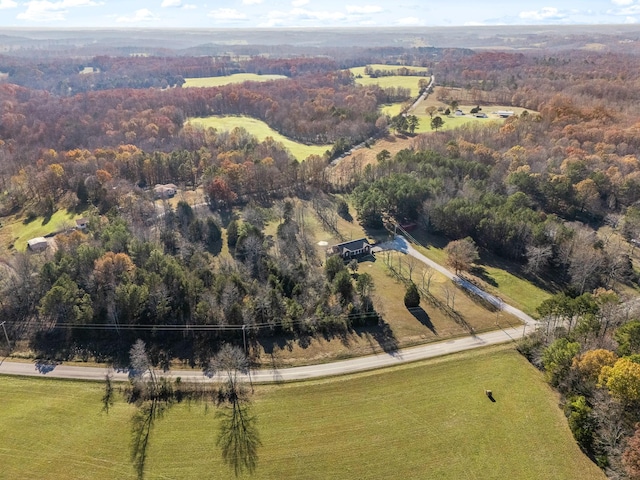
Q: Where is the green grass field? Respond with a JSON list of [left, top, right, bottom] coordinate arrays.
[[0, 347, 604, 480], [355, 75, 424, 97], [0, 209, 83, 253], [380, 102, 405, 117], [187, 115, 331, 161], [182, 73, 287, 88], [349, 64, 430, 77]]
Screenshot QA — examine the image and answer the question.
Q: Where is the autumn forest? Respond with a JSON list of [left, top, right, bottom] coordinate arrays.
[[3, 27, 640, 477]]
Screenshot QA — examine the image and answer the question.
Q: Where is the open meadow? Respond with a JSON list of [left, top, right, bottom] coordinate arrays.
[[0, 347, 604, 480], [349, 64, 430, 97], [182, 73, 287, 88], [187, 115, 331, 161]]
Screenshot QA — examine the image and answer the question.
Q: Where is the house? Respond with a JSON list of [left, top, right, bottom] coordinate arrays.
[[27, 237, 49, 252], [154, 183, 177, 199], [329, 238, 372, 260], [75, 218, 88, 230]]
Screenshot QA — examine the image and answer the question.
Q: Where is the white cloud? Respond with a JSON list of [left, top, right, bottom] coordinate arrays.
[[161, 0, 181, 7], [208, 8, 246, 20], [611, 0, 634, 5], [17, 0, 100, 22], [291, 0, 309, 6], [395, 16, 421, 25], [624, 15, 638, 22], [0, 0, 18, 9], [116, 8, 156, 23], [182, 4, 196, 9], [519, 7, 567, 21], [242, 0, 263, 4], [260, 7, 350, 26], [346, 5, 383, 14]]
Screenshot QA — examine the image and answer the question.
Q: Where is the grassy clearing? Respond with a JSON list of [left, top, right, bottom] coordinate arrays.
[[380, 102, 405, 117], [355, 75, 424, 96], [349, 64, 430, 77], [0, 209, 83, 253], [182, 73, 286, 88], [0, 347, 605, 480], [187, 115, 331, 161]]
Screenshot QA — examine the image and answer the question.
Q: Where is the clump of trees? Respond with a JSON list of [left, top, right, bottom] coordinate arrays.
[[520, 290, 640, 476]]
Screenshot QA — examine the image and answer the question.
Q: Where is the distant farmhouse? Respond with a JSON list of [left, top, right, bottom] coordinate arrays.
[[154, 183, 177, 199], [328, 238, 372, 260], [27, 237, 49, 252]]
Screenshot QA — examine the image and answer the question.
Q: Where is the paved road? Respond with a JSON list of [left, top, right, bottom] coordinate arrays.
[[0, 324, 532, 383], [0, 234, 538, 384]]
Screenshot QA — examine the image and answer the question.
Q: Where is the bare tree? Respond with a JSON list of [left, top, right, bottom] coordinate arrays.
[[524, 245, 553, 275], [421, 265, 435, 293], [406, 255, 418, 282]]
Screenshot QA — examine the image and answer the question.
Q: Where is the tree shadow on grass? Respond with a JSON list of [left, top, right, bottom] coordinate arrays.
[[470, 265, 498, 287], [367, 318, 400, 356], [131, 397, 172, 480], [407, 306, 437, 335], [217, 398, 261, 477]]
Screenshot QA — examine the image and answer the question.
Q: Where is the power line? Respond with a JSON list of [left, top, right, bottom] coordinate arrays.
[[44, 311, 381, 333]]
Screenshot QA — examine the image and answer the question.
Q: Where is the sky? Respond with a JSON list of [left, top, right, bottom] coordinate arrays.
[[0, 0, 639, 28]]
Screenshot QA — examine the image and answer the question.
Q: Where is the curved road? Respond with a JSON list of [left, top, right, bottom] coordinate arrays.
[[0, 235, 538, 384]]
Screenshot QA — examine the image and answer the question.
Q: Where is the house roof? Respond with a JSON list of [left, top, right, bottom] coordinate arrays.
[[334, 238, 371, 253]]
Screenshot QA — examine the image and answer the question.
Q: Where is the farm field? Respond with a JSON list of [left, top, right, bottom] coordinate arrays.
[[187, 115, 331, 161], [0, 347, 605, 480], [182, 73, 286, 88], [349, 64, 430, 76], [354, 74, 424, 96]]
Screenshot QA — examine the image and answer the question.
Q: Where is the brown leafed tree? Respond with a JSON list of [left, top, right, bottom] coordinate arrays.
[[445, 237, 479, 275], [623, 424, 640, 480]]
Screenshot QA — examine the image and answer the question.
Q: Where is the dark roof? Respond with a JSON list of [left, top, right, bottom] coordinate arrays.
[[334, 238, 371, 252]]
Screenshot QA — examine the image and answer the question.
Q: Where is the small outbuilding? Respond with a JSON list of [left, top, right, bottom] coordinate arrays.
[[75, 218, 88, 230], [329, 238, 372, 260], [27, 237, 49, 252]]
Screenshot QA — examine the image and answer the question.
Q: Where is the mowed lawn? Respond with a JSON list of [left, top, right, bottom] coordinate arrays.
[[0, 347, 604, 480], [187, 115, 331, 161], [0, 209, 83, 253], [182, 73, 286, 88]]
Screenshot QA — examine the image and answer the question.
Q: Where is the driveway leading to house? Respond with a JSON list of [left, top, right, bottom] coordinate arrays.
[[377, 235, 538, 328]]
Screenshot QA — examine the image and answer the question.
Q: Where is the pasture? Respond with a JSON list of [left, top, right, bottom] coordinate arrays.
[[355, 74, 424, 97], [182, 73, 286, 88], [0, 347, 604, 479], [349, 64, 430, 76], [187, 115, 331, 161]]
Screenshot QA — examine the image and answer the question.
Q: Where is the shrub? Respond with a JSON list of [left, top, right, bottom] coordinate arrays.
[[404, 282, 420, 308]]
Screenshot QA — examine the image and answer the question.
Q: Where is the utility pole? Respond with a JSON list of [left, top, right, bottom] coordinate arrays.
[[242, 324, 247, 354], [0, 321, 11, 351]]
